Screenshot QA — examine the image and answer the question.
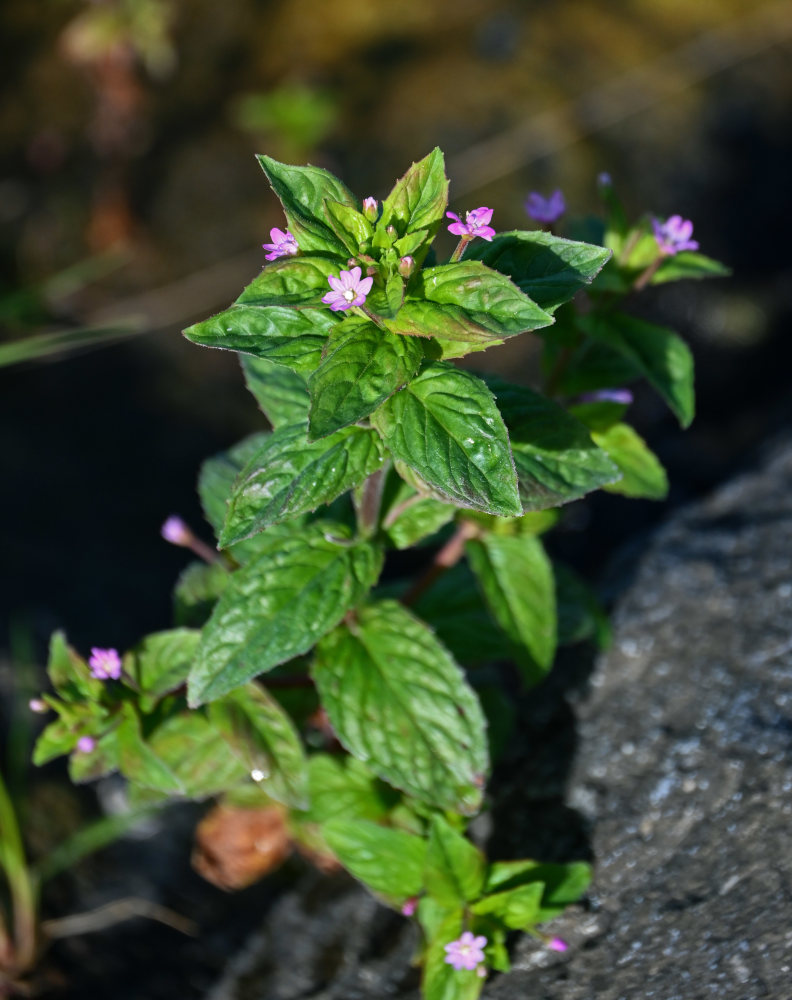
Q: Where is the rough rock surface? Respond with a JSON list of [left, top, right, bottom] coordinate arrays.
[[207, 440, 792, 1000]]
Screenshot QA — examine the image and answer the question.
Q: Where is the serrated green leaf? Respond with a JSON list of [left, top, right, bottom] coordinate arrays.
[[372, 363, 521, 517], [466, 533, 556, 685], [68, 728, 120, 784], [365, 272, 405, 319], [198, 431, 271, 549], [235, 257, 339, 309], [466, 230, 611, 311], [484, 859, 592, 922], [380, 148, 448, 245], [312, 600, 489, 813], [470, 881, 544, 929], [209, 682, 308, 807], [183, 305, 333, 372], [240, 354, 310, 427], [33, 717, 77, 766], [590, 422, 668, 500], [221, 422, 385, 545], [578, 313, 694, 427], [385, 262, 553, 353], [46, 632, 104, 703], [425, 815, 486, 906], [486, 376, 621, 509], [305, 754, 395, 823], [323, 199, 373, 253], [380, 476, 455, 550], [322, 817, 426, 904], [257, 155, 357, 256], [188, 524, 383, 705], [173, 561, 229, 628], [128, 629, 201, 704], [652, 251, 731, 285], [307, 319, 424, 439]]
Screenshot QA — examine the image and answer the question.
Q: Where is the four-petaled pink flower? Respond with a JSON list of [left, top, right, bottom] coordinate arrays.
[[548, 937, 568, 952], [446, 207, 496, 242], [262, 227, 299, 261], [652, 215, 699, 256], [444, 931, 487, 972], [321, 266, 373, 311], [76, 736, 96, 753], [88, 647, 122, 681], [526, 189, 566, 224]]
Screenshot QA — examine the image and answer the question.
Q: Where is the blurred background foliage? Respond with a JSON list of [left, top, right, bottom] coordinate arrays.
[[1, 0, 792, 656]]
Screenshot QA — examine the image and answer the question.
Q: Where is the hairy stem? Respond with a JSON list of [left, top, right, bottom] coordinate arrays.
[[356, 467, 387, 537]]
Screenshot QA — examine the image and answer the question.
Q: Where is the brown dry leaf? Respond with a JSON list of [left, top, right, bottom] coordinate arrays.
[[192, 803, 292, 891]]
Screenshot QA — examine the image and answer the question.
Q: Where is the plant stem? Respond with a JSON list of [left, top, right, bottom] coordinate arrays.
[[402, 520, 479, 606], [450, 237, 472, 263], [0, 772, 36, 972], [356, 467, 387, 537], [632, 256, 663, 292]]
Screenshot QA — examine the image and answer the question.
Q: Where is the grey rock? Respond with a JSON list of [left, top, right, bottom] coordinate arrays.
[[207, 440, 792, 1000]]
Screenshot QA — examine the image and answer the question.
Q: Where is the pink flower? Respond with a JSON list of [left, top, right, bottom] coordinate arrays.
[[398, 255, 414, 278], [401, 897, 418, 917], [362, 197, 378, 221], [548, 937, 568, 952], [262, 227, 299, 261], [88, 647, 122, 681], [28, 698, 48, 714], [444, 931, 487, 972], [446, 207, 496, 242], [76, 736, 96, 753], [526, 189, 566, 224], [321, 266, 373, 311], [161, 515, 191, 546], [652, 215, 699, 256]]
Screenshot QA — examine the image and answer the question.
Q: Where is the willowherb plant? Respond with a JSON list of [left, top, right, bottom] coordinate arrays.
[[32, 150, 727, 998]]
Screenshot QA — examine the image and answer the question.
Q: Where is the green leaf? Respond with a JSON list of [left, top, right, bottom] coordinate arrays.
[[220, 422, 385, 545], [240, 355, 310, 427], [422, 908, 484, 1000], [578, 313, 695, 427], [466, 230, 612, 312], [470, 882, 544, 929], [46, 632, 103, 703], [487, 376, 621, 509], [590, 422, 668, 500], [307, 318, 424, 439], [236, 257, 340, 309], [198, 432, 271, 550], [312, 600, 489, 814], [365, 272, 405, 319], [484, 859, 592, 921], [33, 717, 78, 766], [188, 523, 383, 705], [379, 148, 448, 246], [257, 155, 357, 256], [466, 533, 556, 685], [380, 476, 455, 550], [372, 363, 521, 517], [424, 815, 485, 906], [68, 728, 120, 784], [385, 262, 553, 353], [173, 561, 230, 628], [549, 339, 640, 397], [323, 199, 373, 253], [653, 251, 731, 285], [183, 305, 333, 372], [412, 563, 508, 666], [321, 817, 426, 904], [128, 629, 201, 706], [209, 682, 308, 807], [305, 754, 395, 823]]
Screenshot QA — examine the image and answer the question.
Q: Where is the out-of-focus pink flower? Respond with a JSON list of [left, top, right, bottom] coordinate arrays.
[[548, 937, 568, 952], [88, 647, 122, 681], [321, 266, 374, 311], [401, 897, 418, 917], [446, 207, 496, 242], [651, 215, 699, 256], [444, 931, 487, 971], [28, 698, 48, 714], [76, 736, 96, 753], [262, 227, 299, 261], [579, 388, 634, 405], [160, 515, 191, 546], [526, 189, 566, 224]]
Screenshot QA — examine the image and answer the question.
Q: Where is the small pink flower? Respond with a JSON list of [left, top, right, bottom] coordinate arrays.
[[444, 931, 487, 972], [362, 197, 379, 221], [548, 937, 568, 952], [321, 266, 373, 311], [262, 227, 299, 261], [88, 647, 122, 681], [446, 207, 496, 242], [28, 698, 48, 714], [526, 189, 566, 224], [76, 736, 96, 753], [578, 388, 633, 405], [401, 897, 418, 917], [652, 215, 699, 256], [161, 515, 191, 546]]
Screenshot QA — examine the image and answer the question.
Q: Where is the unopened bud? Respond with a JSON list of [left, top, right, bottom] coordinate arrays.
[[161, 515, 192, 547], [29, 698, 48, 714], [362, 197, 378, 222], [76, 736, 96, 753], [398, 255, 414, 278]]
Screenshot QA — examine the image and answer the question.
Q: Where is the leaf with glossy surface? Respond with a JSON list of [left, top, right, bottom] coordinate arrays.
[[323, 199, 373, 254], [188, 524, 383, 705], [221, 422, 385, 545], [257, 155, 356, 255], [380, 148, 448, 243], [322, 817, 426, 904], [486, 376, 620, 509], [209, 682, 308, 807], [312, 600, 489, 813], [372, 363, 521, 517], [578, 313, 694, 427], [653, 251, 730, 285], [591, 422, 668, 500], [425, 815, 486, 907], [199, 432, 270, 542], [236, 257, 340, 309], [183, 305, 333, 372], [470, 882, 544, 929], [240, 355, 310, 427], [380, 476, 455, 550], [466, 533, 556, 685], [128, 629, 201, 705], [307, 319, 424, 439], [173, 561, 230, 628], [305, 754, 395, 823], [466, 230, 611, 311], [484, 859, 592, 921]]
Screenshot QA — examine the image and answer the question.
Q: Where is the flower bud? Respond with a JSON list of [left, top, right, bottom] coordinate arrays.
[[161, 515, 192, 546], [29, 698, 48, 714], [362, 197, 378, 222], [398, 255, 414, 278]]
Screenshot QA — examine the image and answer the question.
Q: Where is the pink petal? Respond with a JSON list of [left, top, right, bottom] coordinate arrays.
[[327, 275, 344, 292], [357, 276, 374, 295], [445, 211, 462, 224]]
